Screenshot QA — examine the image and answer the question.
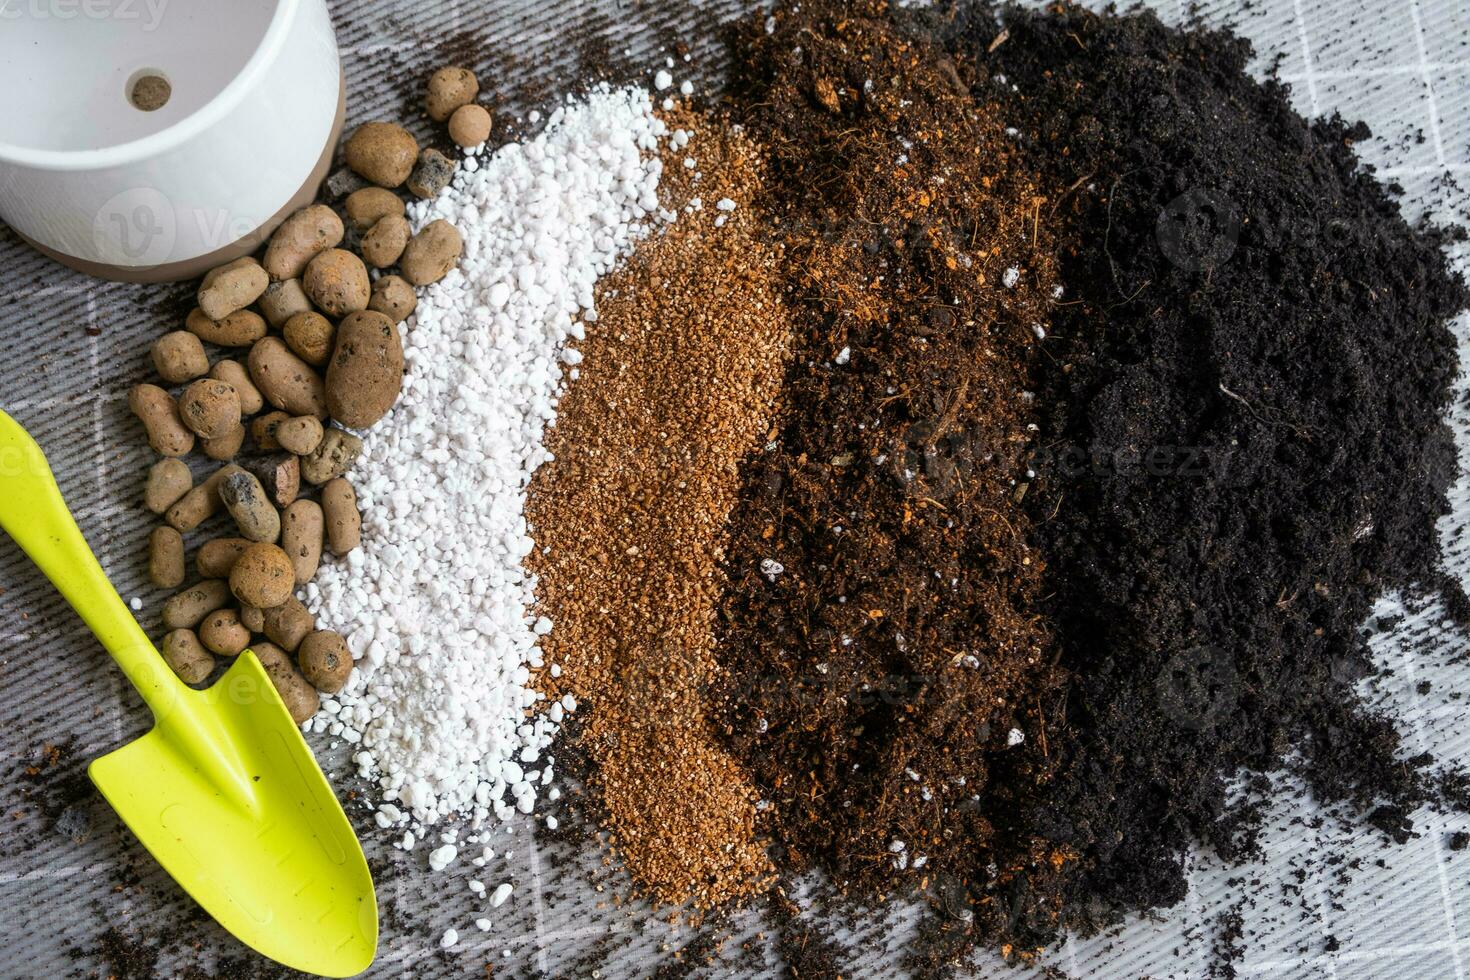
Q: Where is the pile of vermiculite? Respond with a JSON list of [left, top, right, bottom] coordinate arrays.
[[117, 0, 1470, 973]]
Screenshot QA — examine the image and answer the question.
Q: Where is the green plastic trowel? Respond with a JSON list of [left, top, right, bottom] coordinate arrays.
[[0, 410, 376, 977]]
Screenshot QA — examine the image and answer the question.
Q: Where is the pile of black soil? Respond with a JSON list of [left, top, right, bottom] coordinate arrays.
[[939, 0, 1468, 942]]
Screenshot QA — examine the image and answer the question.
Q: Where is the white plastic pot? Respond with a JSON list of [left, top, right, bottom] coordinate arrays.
[[0, 0, 344, 282]]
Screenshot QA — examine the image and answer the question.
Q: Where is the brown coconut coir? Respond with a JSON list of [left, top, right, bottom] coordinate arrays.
[[710, 0, 1071, 934]]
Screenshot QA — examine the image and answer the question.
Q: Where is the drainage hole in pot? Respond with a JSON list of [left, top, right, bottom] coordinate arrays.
[[127, 70, 171, 112]]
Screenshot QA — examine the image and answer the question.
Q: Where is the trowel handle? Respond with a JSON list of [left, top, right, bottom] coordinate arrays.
[[0, 410, 179, 708]]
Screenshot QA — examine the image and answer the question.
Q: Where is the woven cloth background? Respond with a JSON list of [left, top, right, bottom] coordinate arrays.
[[3, 0, 1470, 976]]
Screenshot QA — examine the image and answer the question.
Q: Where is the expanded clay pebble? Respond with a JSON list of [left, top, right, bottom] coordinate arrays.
[[150, 332, 208, 385], [325, 311, 404, 428], [177, 379, 240, 440], [146, 527, 185, 590], [368, 276, 416, 322], [299, 428, 361, 485], [276, 416, 324, 455], [186, 307, 267, 348], [310, 86, 666, 831], [199, 608, 249, 657], [359, 214, 411, 268], [281, 500, 324, 586], [263, 204, 345, 281], [162, 580, 231, 630], [229, 543, 295, 609], [165, 464, 243, 532], [250, 411, 290, 452], [128, 385, 194, 457], [196, 538, 250, 579], [298, 629, 352, 693], [197, 257, 268, 320], [282, 312, 335, 368], [344, 187, 405, 232], [302, 249, 370, 317], [253, 642, 319, 723], [218, 470, 280, 543], [209, 360, 263, 416], [239, 603, 265, 633], [143, 459, 191, 514], [248, 337, 329, 418], [199, 421, 245, 462], [398, 219, 462, 287], [258, 278, 312, 328], [425, 66, 478, 122], [162, 629, 212, 684], [320, 478, 359, 555], [262, 596, 314, 653], [448, 104, 492, 148], [344, 122, 419, 189]]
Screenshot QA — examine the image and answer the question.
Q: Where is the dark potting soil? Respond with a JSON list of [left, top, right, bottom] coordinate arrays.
[[946, 0, 1468, 943]]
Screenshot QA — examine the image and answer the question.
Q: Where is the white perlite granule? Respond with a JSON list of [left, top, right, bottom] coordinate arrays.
[[308, 87, 667, 834]]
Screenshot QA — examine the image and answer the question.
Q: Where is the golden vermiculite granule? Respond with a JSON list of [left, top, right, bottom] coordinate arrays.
[[526, 109, 790, 908]]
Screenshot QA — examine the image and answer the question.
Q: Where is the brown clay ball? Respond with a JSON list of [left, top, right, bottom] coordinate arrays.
[[282, 311, 336, 368], [229, 542, 296, 609], [425, 66, 479, 122], [344, 187, 406, 232], [343, 122, 419, 188], [199, 608, 250, 657], [448, 104, 492, 148], [298, 629, 354, 694], [369, 275, 417, 323], [303, 249, 370, 317], [177, 379, 241, 440]]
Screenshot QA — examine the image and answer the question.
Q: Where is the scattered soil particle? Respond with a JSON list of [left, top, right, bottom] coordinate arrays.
[[90, 927, 161, 980], [8, 738, 95, 851], [768, 889, 845, 979], [528, 108, 792, 908], [648, 926, 727, 980], [1209, 903, 1247, 979]]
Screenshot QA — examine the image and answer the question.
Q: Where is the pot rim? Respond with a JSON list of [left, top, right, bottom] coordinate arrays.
[[0, 0, 298, 172]]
